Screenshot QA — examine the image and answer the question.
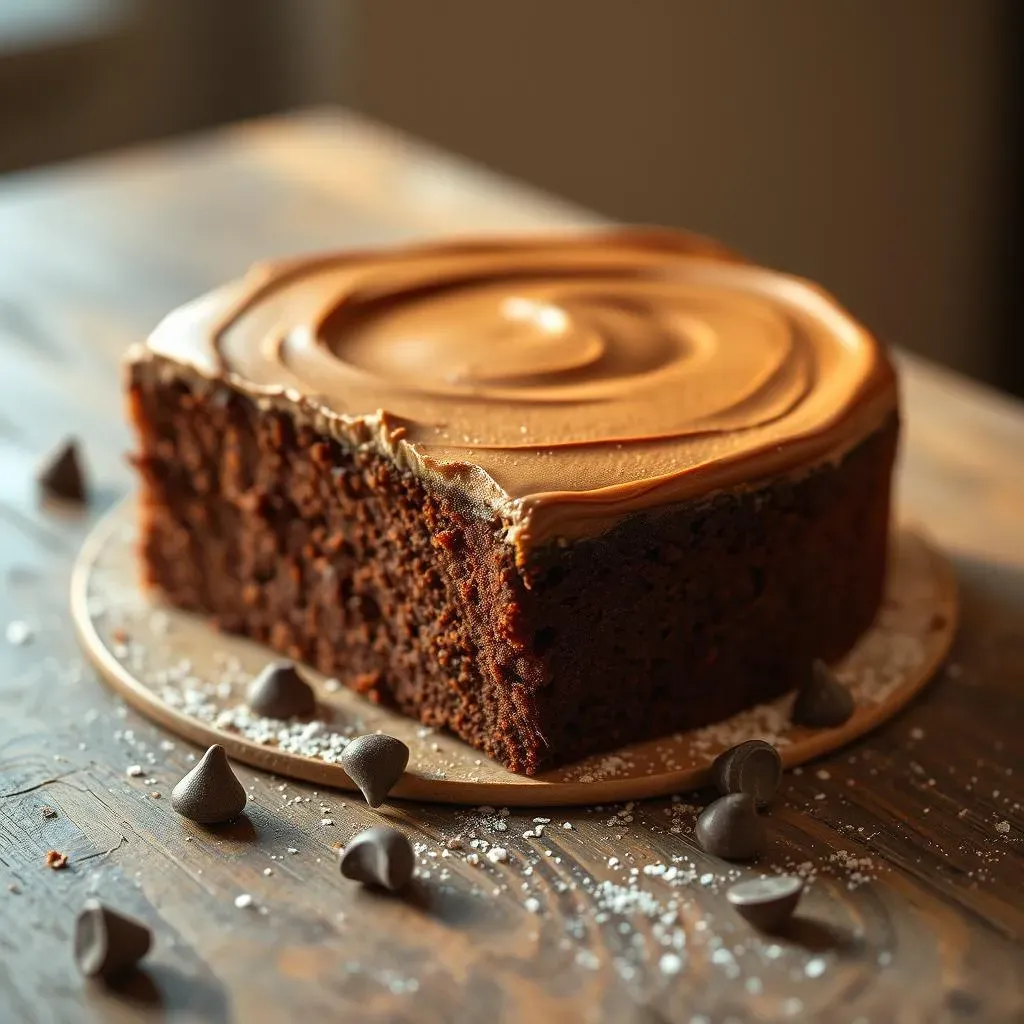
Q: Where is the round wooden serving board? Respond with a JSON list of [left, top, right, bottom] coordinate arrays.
[[72, 501, 958, 806]]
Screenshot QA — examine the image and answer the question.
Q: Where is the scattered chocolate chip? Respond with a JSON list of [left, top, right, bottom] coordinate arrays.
[[74, 899, 152, 978], [45, 849, 69, 870], [695, 794, 766, 861], [792, 659, 855, 728], [712, 740, 782, 807], [37, 439, 87, 503], [339, 826, 414, 891], [247, 661, 317, 719], [726, 874, 804, 931], [340, 733, 409, 808], [171, 744, 246, 824]]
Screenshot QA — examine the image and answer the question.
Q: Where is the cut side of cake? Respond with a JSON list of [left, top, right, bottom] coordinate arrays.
[[127, 229, 899, 774]]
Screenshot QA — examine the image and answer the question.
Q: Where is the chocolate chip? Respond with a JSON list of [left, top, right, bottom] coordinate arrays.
[[712, 740, 782, 807], [340, 733, 409, 808], [74, 899, 152, 978], [247, 661, 316, 719], [38, 439, 87, 503], [726, 874, 804, 931], [792, 659, 855, 728], [339, 826, 414, 891], [694, 794, 766, 861], [171, 744, 246, 824]]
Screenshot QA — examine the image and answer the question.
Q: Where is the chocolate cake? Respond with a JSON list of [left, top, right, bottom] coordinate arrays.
[[126, 229, 899, 774]]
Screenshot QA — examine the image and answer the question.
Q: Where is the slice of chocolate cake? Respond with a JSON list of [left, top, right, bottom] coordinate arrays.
[[126, 229, 898, 774]]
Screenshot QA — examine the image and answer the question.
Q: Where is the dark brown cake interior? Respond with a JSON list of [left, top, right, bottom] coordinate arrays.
[[129, 361, 897, 774]]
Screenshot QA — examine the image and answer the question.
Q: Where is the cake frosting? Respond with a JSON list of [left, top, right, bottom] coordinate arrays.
[[138, 229, 898, 556]]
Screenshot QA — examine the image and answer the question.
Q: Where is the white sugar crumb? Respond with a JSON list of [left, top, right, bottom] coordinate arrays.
[[387, 977, 420, 995], [524, 897, 540, 914], [5, 621, 33, 646], [486, 847, 509, 864], [126, 765, 144, 777], [562, 822, 573, 830], [287, 847, 299, 854], [995, 820, 1010, 834], [263, 867, 273, 876], [234, 894, 254, 909], [804, 957, 827, 978], [823, 850, 879, 889], [659, 953, 683, 975]]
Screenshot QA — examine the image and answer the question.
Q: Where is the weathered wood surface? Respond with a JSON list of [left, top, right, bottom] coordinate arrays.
[[0, 110, 1021, 1024]]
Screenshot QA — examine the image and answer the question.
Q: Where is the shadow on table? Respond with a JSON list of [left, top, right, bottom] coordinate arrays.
[[778, 916, 857, 954], [89, 962, 229, 1022]]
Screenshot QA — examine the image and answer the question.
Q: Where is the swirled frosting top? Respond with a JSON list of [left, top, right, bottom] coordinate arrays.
[[142, 229, 897, 555]]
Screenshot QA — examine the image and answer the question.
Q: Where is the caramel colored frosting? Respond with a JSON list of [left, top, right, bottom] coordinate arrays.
[[140, 229, 898, 557]]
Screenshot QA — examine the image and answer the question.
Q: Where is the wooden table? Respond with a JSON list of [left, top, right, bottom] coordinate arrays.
[[0, 111, 1021, 1024]]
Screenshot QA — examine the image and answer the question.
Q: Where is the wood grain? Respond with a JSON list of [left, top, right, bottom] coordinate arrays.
[[0, 110, 1021, 1023]]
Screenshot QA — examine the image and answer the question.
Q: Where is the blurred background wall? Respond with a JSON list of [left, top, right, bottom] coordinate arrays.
[[0, 0, 1019, 394]]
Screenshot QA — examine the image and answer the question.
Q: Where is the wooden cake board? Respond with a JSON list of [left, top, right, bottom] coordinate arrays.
[[72, 501, 958, 807]]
